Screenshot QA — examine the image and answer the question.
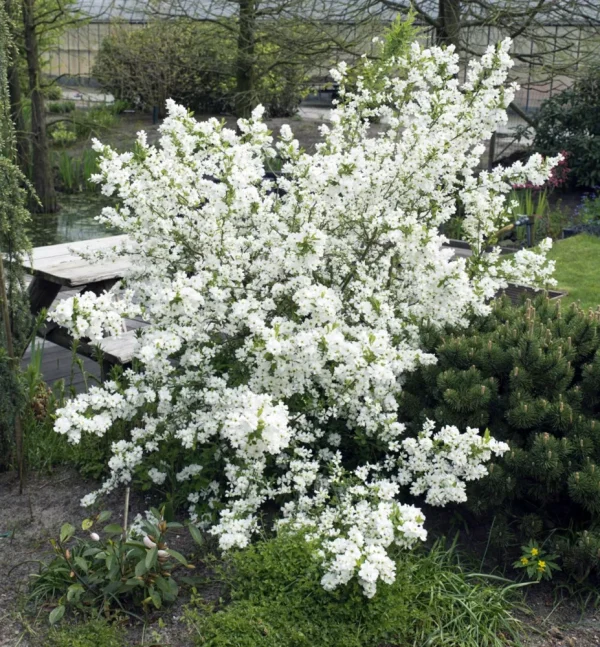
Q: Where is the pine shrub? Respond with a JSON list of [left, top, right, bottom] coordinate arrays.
[[399, 295, 600, 578]]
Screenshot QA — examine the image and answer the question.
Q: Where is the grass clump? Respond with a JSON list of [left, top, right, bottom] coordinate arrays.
[[547, 234, 600, 309], [45, 619, 124, 647], [186, 533, 524, 647]]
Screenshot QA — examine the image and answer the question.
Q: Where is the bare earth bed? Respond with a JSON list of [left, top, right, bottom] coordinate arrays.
[[2, 468, 600, 646]]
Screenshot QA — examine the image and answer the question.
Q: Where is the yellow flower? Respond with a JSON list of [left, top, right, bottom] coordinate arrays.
[[520, 557, 529, 565], [537, 560, 546, 571], [531, 547, 539, 556]]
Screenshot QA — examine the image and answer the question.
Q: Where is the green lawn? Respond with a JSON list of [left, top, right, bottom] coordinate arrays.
[[546, 234, 600, 309]]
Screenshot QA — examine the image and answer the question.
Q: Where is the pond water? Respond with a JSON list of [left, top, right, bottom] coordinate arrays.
[[27, 193, 120, 247]]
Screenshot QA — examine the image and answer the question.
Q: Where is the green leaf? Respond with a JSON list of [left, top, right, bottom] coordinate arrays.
[[151, 590, 162, 609], [146, 546, 158, 570], [98, 511, 112, 523], [103, 581, 124, 595], [67, 583, 84, 602], [49, 605, 65, 625], [81, 518, 94, 531], [166, 548, 188, 566], [135, 559, 147, 577], [74, 556, 89, 573], [59, 523, 76, 543], [188, 524, 203, 546], [162, 501, 175, 523], [83, 547, 100, 558], [103, 524, 123, 536]]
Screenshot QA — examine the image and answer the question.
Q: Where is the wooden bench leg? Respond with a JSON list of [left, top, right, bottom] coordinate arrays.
[[28, 276, 61, 315], [83, 279, 118, 297]]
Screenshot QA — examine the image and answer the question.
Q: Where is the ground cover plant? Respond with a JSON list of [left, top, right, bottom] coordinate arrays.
[[398, 295, 600, 579], [48, 36, 561, 599], [185, 532, 524, 647]]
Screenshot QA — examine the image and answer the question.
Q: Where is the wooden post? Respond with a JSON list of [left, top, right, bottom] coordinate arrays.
[[488, 131, 497, 171], [0, 252, 24, 492]]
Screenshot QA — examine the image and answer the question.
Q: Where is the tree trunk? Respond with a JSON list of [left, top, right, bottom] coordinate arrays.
[[22, 0, 56, 213], [437, 0, 461, 49], [7, 58, 29, 173], [235, 0, 256, 119], [4, 0, 29, 172]]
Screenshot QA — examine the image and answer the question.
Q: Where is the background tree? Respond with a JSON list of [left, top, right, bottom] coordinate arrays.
[[367, 0, 600, 125], [0, 0, 33, 479], [150, 0, 380, 118], [21, 0, 57, 212], [5, 0, 86, 212]]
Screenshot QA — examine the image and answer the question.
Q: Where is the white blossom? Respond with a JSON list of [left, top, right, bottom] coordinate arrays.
[[53, 38, 557, 597]]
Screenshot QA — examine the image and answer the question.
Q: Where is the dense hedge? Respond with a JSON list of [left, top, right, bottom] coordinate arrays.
[[94, 21, 309, 118], [399, 296, 600, 580], [534, 68, 600, 188]]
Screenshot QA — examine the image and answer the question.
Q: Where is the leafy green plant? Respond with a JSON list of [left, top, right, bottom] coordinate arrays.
[[513, 541, 560, 581], [44, 84, 63, 101], [93, 20, 309, 118], [573, 190, 600, 233], [51, 122, 78, 146], [186, 532, 524, 647], [72, 107, 117, 139], [534, 67, 600, 187], [46, 618, 124, 647], [48, 100, 76, 114], [30, 508, 199, 622], [55, 150, 100, 193]]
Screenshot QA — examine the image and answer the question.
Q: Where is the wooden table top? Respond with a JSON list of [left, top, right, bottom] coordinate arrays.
[[22, 235, 131, 287]]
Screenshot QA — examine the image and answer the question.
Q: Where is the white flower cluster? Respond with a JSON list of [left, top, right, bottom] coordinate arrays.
[[53, 39, 554, 596]]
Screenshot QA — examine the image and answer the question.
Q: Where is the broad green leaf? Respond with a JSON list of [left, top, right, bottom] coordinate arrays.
[[59, 523, 75, 543], [81, 518, 94, 531], [67, 583, 84, 602], [145, 546, 158, 570], [98, 511, 112, 523], [162, 501, 175, 522], [49, 605, 65, 625], [151, 590, 162, 609], [135, 559, 147, 577], [103, 581, 123, 595], [83, 547, 100, 558], [103, 524, 123, 535], [166, 548, 188, 566], [188, 524, 203, 546], [74, 556, 89, 573]]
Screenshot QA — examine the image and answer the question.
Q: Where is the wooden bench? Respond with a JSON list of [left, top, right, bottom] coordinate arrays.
[[22, 235, 139, 367]]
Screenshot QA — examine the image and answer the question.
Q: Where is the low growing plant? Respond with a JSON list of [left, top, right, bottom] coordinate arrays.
[[513, 541, 560, 582], [48, 100, 76, 114], [45, 618, 124, 647], [186, 532, 524, 647], [30, 508, 198, 622], [568, 189, 600, 237]]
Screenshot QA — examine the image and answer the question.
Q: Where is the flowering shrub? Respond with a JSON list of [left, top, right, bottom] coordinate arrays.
[[52, 39, 559, 597]]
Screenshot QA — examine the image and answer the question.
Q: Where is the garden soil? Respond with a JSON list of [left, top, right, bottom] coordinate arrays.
[[2, 469, 600, 646]]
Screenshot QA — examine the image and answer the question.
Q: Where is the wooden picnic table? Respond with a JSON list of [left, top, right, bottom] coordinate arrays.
[[23, 235, 139, 366]]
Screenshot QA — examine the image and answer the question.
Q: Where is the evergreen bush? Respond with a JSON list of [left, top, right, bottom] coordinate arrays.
[[399, 295, 600, 578], [533, 67, 600, 188]]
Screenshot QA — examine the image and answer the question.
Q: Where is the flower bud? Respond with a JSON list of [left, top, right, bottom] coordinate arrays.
[[143, 536, 157, 549], [90, 532, 100, 542]]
